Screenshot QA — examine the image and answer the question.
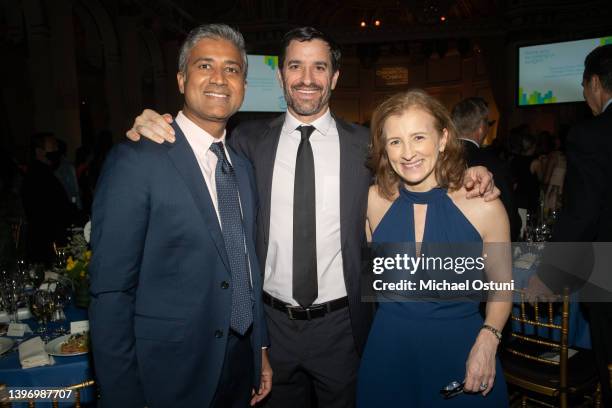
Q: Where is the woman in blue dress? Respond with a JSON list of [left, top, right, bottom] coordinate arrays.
[[357, 90, 512, 407]]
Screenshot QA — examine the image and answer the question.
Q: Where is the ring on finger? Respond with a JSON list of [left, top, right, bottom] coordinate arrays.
[[479, 382, 488, 390]]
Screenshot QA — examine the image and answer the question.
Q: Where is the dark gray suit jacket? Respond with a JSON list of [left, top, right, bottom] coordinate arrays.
[[228, 114, 374, 354]]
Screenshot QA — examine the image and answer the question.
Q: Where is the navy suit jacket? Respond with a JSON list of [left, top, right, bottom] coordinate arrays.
[[89, 121, 267, 408]]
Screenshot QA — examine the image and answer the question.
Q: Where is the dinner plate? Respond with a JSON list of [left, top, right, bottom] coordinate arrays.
[[0, 337, 14, 355], [45, 334, 88, 356]]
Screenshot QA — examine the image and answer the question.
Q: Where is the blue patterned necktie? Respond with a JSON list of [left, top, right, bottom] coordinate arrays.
[[210, 142, 253, 335]]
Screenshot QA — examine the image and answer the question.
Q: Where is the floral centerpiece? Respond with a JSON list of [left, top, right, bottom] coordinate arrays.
[[63, 221, 92, 308]]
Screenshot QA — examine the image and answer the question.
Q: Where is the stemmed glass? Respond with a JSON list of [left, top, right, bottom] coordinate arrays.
[[0, 266, 27, 322], [54, 245, 68, 270], [30, 288, 56, 342], [51, 278, 72, 336]]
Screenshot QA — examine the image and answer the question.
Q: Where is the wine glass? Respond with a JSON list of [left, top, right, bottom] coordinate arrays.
[[51, 278, 72, 336], [54, 246, 68, 270], [30, 288, 56, 342]]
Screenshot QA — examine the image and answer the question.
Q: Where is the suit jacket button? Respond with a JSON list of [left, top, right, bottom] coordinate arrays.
[[221, 281, 230, 289], [215, 330, 224, 338]]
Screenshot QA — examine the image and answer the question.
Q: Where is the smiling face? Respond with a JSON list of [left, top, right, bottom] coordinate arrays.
[[177, 37, 246, 136], [278, 38, 339, 123], [383, 108, 448, 192]]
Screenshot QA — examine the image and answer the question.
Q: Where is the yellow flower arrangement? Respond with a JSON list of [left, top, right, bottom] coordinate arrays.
[[63, 228, 91, 307], [66, 231, 91, 286]]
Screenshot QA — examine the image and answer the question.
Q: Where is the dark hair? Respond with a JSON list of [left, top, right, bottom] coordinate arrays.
[[30, 131, 54, 153], [583, 44, 612, 92], [451, 97, 489, 137], [369, 89, 465, 200], [279, 27, 341, 73]]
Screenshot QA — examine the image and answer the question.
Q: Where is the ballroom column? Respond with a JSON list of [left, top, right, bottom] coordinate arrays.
[[1, 2, 33, 155], [162, 40, 182, 114], [78, 0, 125, 142], [22, 0, 54, 135], [141, 29, 168, 113], [44, 0, 82, 158], [117, 16, 143, 131]]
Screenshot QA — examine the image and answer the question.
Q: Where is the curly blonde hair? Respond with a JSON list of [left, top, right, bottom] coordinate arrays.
[[368, 89, 465, 200]]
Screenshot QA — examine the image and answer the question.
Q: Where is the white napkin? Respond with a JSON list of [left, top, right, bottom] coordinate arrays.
[[514, 252, 538, 269], [0, 308, 33, 323], [18, 337, 54, 369]]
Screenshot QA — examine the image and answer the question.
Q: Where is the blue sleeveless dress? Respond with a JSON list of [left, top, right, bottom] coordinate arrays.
[[356, 187, 508, 407]]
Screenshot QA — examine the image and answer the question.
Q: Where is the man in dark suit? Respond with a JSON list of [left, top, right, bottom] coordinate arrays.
[[452, 97, 521, 240], [126, 27, 498, 408], [528, 44, 612, 406], [89, 24, 271, 408], [22, 132, 79, 263]]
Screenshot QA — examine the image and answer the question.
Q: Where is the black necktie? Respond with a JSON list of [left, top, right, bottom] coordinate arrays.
[[209, 142, 253, 334], [293, 125, 318, 308]]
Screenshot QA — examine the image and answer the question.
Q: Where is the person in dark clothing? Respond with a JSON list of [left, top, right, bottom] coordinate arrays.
[[529, 44, 612, 407], [511, 133, 541, 213], [21, 132, 78, 263], [452, 97, 521, 240]]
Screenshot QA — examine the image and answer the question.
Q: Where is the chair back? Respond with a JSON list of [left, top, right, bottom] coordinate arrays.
[[504, 288, 570, 406]]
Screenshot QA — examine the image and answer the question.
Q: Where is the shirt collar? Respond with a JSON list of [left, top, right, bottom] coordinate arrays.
[[282, 108, 334, 137], [459, 137, 480, 148], [175, 111, 227, 155], [603, 97, 612, 113]]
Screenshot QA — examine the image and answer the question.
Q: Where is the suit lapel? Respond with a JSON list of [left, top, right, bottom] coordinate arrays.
[[166, 122, 231, 273], [258, 115, 285, 246]]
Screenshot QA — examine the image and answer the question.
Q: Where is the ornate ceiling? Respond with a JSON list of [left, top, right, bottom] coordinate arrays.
[[123, 0, 611, 49]]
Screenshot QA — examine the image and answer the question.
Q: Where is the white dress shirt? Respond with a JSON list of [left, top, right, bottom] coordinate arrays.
[[175, 111, 231, 223], [459, 137, 480, 148], [603, 97, 612, 113], [264, 109, 346, 305]]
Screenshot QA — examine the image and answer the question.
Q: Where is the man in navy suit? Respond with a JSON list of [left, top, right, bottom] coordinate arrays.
[[89, 24, 272, 408]]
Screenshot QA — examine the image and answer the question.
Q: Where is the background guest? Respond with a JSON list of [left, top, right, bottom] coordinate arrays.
[[21, 132, 79, 263], [452, 97, 521, 240]]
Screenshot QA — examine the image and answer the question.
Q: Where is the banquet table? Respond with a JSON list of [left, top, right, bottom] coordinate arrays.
[[0, 305, 94, 407], [512, 245, 592, 349]]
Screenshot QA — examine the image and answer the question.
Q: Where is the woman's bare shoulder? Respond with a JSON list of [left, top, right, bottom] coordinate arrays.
[[367, 185, 396, 232], [448, 187, 508, 239]]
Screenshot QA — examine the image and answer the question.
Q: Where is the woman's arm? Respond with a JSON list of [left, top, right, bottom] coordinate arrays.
[[462, 198, 512, 395]]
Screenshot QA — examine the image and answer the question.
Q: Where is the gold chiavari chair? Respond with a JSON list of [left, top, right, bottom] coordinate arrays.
[[501, 288, 600, 407], [0, 380, 95, 407]]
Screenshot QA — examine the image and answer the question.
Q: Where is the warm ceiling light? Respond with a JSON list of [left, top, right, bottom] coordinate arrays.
[[374, 19, 381, 27], [360, 20, 367, 28], [440, 16, 446, 22]]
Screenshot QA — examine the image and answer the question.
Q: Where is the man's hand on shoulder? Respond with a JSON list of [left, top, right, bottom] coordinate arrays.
[[126, 109, 176, 144], [463, 166, 500, 202]]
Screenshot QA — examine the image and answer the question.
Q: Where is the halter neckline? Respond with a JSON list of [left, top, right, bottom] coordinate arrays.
[[399, 186, 447, 205]]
